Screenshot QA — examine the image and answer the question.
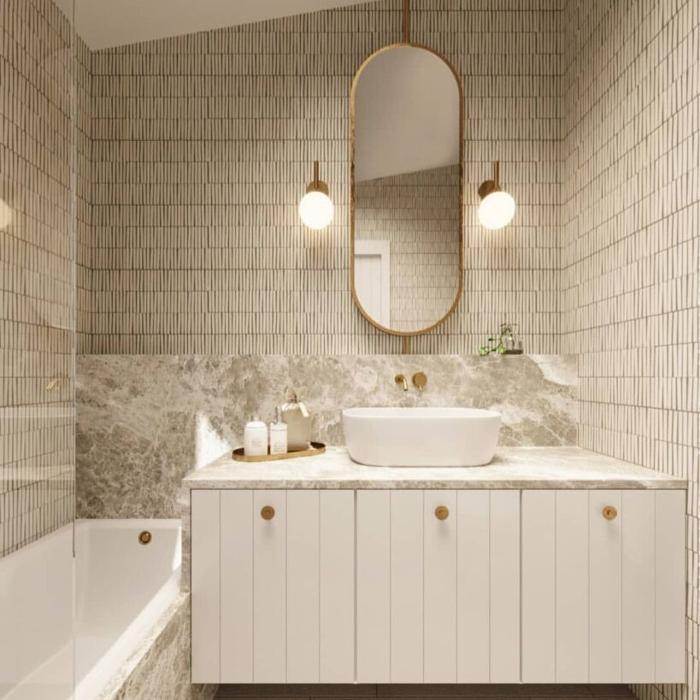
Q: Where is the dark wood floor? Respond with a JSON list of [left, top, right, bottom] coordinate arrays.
[[216, 685, 635, 699]]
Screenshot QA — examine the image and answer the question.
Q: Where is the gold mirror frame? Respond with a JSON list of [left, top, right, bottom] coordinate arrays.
[[349, 42, 464, 340]]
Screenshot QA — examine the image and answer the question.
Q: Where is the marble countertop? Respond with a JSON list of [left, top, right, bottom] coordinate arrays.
[[183, 446, 686, 490]]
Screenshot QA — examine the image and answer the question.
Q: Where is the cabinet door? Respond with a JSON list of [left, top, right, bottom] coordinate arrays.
[[521, 489, 686, 684], [521, 490, 589, 683], [521, 490, 556, 682], [456, 491, 490, 682], [319, 491, 355, 682], [456, 491, 521, 683], [191, 490, 221, 683], [357, 490, 433, 683], [655, 490, 686, 682], [390, 491, 424, 683], [356, 490, 391, 682], [287, 491, 319, 682], [220, 489, 354, 684], [589, 490, 622, 681], [220, 490, 254, 682], [252, 490, 287, 682], [555, 490, 589, 682], [487, 491, 521, 682], [619, 490, 655, 682], [424, 491, 457, 682], [357, 489, 520, 684], [286, 490, 355, 683]]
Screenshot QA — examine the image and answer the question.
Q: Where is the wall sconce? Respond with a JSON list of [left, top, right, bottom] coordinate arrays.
[[298, 160, 334, 230], [477, 160, 516, 230]]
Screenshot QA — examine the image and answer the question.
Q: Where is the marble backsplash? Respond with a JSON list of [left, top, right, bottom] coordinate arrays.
[[76, 354, 578, 518]]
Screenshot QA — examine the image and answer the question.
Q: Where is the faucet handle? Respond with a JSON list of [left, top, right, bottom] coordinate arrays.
[[412, 372, 428, 391], [394, 374, 409, 392]]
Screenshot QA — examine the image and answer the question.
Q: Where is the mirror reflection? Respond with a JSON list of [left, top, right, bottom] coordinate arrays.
[[352, 45, 462, 334]]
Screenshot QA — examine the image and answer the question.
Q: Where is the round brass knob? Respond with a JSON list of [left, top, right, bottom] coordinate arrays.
[[602, 505, 618, 521], [435, 505, 449, 521], [260, 505, 276, 521], [138, 530, 152, 545]]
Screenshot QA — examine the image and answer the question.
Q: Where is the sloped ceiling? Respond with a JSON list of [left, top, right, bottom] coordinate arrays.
[[354, 46, 460, 182], [56, 0, 380, 50]]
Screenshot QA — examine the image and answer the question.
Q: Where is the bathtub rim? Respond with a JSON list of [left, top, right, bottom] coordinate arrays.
[[97, 592, 189, 700], [74, 517, 182, 531], [74, 517, 182, 700]]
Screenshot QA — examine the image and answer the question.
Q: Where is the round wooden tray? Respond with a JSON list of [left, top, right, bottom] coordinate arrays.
[[232, 441, 326, 463]]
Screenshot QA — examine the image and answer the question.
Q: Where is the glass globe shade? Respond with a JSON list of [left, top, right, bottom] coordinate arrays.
[[298, 191, 334, 230], [478, 190, 516, 230]]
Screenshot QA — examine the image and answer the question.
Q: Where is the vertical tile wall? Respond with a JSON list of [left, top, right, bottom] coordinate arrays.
[[76, 25, 93, 353], [561, 2, 699, 699], [0, 0, 84, 558], [87, 0, 561, 354]]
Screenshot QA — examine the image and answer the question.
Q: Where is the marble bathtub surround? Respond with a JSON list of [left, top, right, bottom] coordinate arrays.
[[101, 593, 216, 700], [76, 354, 577, 519]]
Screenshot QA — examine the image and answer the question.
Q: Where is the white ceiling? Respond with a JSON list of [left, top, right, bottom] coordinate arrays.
[[56, 0, 379, 50]]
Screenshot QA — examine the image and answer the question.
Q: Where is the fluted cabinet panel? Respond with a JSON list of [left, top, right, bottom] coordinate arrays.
[[521, 489, 686, 685]]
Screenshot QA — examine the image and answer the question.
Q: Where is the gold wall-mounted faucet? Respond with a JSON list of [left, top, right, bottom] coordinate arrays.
[[412, 372, 428, 391], [394, 374, 409, 391], [395, 372, 427, 391]]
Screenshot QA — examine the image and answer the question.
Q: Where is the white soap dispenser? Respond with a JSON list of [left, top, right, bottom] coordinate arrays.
[[269, 407, 288, 455], [243, 416, 268, 457]]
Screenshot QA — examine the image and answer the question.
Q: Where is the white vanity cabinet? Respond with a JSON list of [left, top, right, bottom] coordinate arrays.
[[521, 489, 686, 684], [191, 485, 686, 685], [356, 490, 520, 683], [191, 489, 355, 684]]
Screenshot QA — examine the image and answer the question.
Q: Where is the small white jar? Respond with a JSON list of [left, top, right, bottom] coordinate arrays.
[[244, 416, 268, 457]]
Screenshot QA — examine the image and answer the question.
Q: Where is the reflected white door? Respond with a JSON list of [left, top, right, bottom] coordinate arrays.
[[355, 240, 390, 326]]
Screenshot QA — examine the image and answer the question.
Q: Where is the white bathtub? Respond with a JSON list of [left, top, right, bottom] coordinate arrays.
[[0, 526, 74, 700], [74, 519, 181, 699], [0, 519, 181, 700]]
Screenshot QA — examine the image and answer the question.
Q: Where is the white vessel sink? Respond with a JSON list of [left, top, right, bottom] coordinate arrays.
[[342, 407, 501, 467]]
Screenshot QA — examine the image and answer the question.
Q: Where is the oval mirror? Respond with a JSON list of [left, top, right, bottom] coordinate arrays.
[[351, 45, 463, 336]]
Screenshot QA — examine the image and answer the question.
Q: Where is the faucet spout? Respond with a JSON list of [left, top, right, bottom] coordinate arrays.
[[394, 373, 409, 392]]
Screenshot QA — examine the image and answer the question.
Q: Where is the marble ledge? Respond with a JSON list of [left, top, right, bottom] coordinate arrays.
[[183, 446, 687, 491]]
